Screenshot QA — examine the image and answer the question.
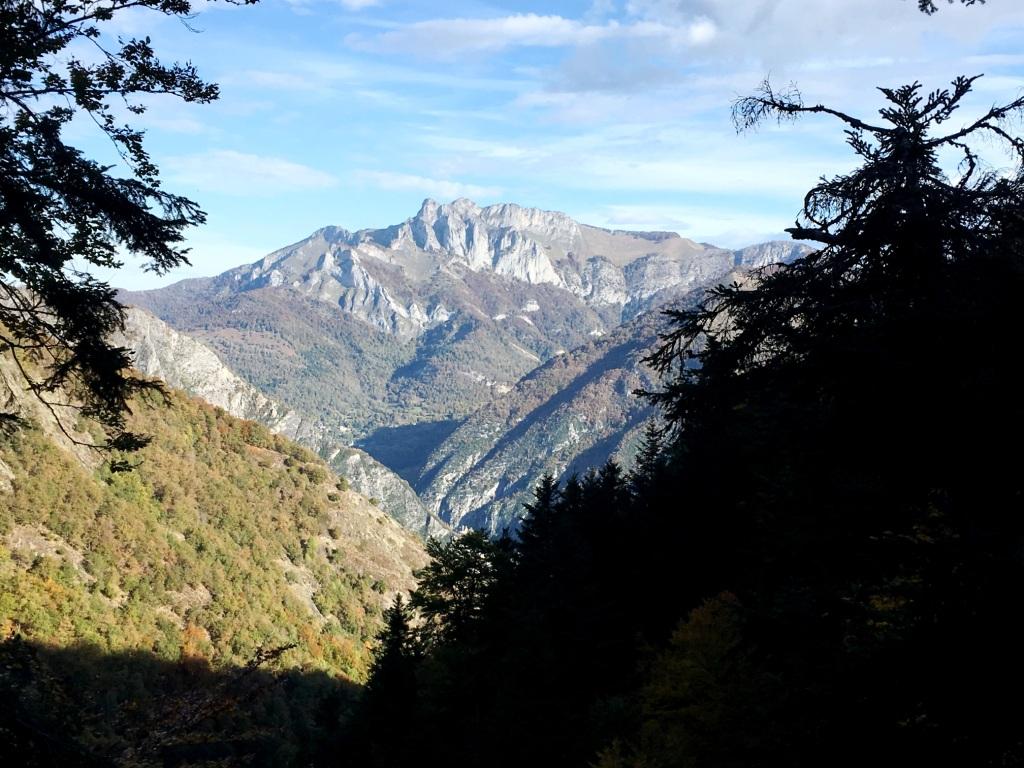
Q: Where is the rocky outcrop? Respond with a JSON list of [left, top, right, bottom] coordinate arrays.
[[116, 308, 297, 432], [328, 446, 448, 538]]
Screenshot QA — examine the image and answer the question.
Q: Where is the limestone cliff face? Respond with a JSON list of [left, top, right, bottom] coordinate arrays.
[[205, 199, 748, 340], [116, 309, 296, 432], [328, 446, 448, 538]]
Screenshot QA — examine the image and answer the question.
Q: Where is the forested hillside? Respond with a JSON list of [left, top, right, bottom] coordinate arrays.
[[0, 353, 426, 764]]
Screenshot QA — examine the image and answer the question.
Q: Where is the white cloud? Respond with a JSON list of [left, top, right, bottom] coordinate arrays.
[[346, 13, 717, 57], [585, 0, 618, 22], [354, 171, 502, 200], [282, 0, 380, 12], [221, 54, 529, 100], [164, 150, 338, 195], [623, 0, 1024, 68]]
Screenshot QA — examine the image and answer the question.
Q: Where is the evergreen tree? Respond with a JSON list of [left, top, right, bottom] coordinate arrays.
[[518, 473, 560, 555], [627, 420, 664, 497], [364, 595, 417, 705], [364, 598, 417, 724], [643, 75, 1024, 765], [411, 531, 512, 646], [1, 0, 255, 449]]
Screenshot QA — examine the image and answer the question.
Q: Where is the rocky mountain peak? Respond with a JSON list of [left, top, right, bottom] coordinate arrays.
[[171, 200, 808, 345], [446, 197, 483, 217], [417, 197, 440, 220]]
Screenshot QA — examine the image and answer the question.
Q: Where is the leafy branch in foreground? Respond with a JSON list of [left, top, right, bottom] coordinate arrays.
[[0, 0, 255, 451]]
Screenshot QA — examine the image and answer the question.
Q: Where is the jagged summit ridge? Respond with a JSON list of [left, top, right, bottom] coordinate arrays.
[[209, 198, 786, 340]]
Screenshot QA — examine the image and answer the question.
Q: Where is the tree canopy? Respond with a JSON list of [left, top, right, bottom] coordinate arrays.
[[0, 0, 253, 450]]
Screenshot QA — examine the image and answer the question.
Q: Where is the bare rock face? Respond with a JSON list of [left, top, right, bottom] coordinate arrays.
[[329, 446, 448, 538], [0, 457, 14, 493], [201, 199, 750, 341], [117, 309, 294, 431]]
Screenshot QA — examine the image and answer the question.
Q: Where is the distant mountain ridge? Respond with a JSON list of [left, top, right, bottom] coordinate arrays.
[[122, 199, 811, 534], [205, 198, 794, 339]]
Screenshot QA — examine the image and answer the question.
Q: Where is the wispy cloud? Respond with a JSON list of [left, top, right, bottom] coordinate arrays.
[[346, 13, 716, 57], [281, 0, 381, 13], [354, 170, 502, 200], [423, 130, 850, 198], [221, 54, 529, 99], [164, 150, 338, 195]]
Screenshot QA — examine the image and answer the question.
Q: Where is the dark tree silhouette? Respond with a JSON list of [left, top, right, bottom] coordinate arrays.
[[653, 74, 1024, 425], [641, 75, 1024, 765], [627, 420, 664, 496], [347, 595, 420, 765], [0, 0, 254, 450], [410, 531, 514, 645], [364, 595, 418, 705]]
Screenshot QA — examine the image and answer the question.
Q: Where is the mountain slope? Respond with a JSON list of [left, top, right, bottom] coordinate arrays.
[[0, 349, 427, 682], [124, 200, 800, 445], [116, 307, 443, 536], [416, 307, 664, 532], [416, 253, 811, 532]]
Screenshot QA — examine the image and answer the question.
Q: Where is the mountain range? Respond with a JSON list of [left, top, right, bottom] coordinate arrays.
[[121, 199, 809, 534]]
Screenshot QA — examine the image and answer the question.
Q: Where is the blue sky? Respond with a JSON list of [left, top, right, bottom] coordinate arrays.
[[82, 0, 1024, 289]]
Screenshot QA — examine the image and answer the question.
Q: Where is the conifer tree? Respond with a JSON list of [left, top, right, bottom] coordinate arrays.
[[628, 421, 664, 496], [365, 595, 417, 694], [1, 0, 255, 449], [517, 473, 560, 558], [643, 75, 1024, 765]]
